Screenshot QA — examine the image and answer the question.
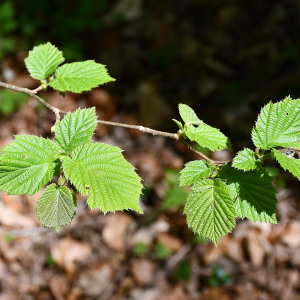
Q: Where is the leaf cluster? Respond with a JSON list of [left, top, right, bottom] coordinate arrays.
[[0, 108, 143, 231], [25, 42, 115, 93], [175, 99, 300, 245], [1, 43, 300, 246]]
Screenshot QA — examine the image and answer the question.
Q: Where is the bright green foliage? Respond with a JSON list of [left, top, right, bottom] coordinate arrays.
[[252, 97, 300, 149], [36, 184, 76, 231], [219, 165, 277, 224], [184, 179, 236, 246], [62, 142, 143, 214], [179, 104, 202, 124], [178, 104, 231, 151], [272, 149, 300, 180], [0, 135, 61, 195], [49, 60, 115, 93], [232, 148, 258, 171], [172, 119, 183, 130], [180, 160, 212, 186], [54, 108, 97, 153], [3, 42, 300, 244], [185, 123, 231, 151], [25, 42, 64, 80]]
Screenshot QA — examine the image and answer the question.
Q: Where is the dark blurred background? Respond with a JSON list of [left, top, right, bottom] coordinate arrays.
[[2, 0, 300, 145], [1, 1, 300, 299]]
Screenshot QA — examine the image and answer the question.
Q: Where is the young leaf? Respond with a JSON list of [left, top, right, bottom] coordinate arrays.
[[62, 142, 143, 214], [172, 119, 183, 130], [36, 184, 76, 231], [272, 149, 300, 180], [252, 97, 300, 149], [49, 60, 115, 93], [178, 104, 202, 125], [25, 42, 64, 80], [54, 107, 97, 153], [186, 123, 231, 151], [0, 135, 61, 196], [184, 178, 236, 246], [180, 160, 212, 186], [232, 148, 258, 171], [219, 165, 277, 224]]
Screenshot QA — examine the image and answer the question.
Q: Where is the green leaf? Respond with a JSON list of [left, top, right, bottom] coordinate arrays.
[[0, 135, 61, 196], [184, 178, 236, 246], [54, 108, 97, 153], [49, 60, 115, 93], [219, 165, 277, 224], [180, 160, 212, 186], [62, 142, 143, 214], [232, 148, 258, 171], [25, 42, 64, 80], [272, 149, 300, 180], [252, 96, 300, 149], [178, 104, 202, 125], [172, 119, 183, 130], [186, 123, 231, 151], [36, 184, 76, 231]]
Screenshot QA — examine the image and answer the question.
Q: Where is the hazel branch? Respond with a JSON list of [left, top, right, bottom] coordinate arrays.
[[0, 81, 66, 120], [0, 80, 230, 165]]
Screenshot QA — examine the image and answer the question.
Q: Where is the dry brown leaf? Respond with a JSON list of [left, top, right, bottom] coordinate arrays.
[[246, 231, 265, 267], [51, 238, 92, 274], [77, 262, 114, 297], [156, 232, 183, 252], [0, 202, 36, 228], [282, 221, 300, 247], [131, 258, 157, 286], [102, 212, 134, 251]]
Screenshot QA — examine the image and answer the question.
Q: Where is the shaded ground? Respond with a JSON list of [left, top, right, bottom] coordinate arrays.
[[0, 74, 300, 299]]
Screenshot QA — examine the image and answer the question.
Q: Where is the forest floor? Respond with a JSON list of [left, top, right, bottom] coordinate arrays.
[[0, 70, 300, 300]]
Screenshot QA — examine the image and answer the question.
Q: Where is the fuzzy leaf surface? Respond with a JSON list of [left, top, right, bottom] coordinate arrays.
[[36, 184, 76, 231], [252, 97, 300, 149], [178, 104, 202, 125], [54, 108, 97, 153], [272, 149, 300, 180], [186, 123, 231, 151], [62, 142, 143, 213], [25, 42, 64, 80], [184, 178, 236, 246], [180, 160, 212, 186], [232, 148, 258, 171], [49, 60, 115, 93], [219, 165, 277, 224], [0, 135, 61, 195]]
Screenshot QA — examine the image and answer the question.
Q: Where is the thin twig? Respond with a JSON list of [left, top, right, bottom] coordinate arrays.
[[0, 81, 66, 118], [179, 138, 229, 164], [0, 80, 230, 165], [97, 119, 179, 140], [31, 85, 43, 94], [98, 120, 229, 165]]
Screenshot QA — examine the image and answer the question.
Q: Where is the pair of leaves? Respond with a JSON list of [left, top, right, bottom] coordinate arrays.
[[25, 42, 115, 93], [0, 108, 143, 231], [180, 160, 277, 245], [178, 104, 231, 151], [233, 97, 300, 179]]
